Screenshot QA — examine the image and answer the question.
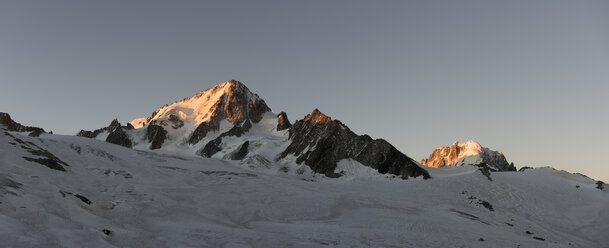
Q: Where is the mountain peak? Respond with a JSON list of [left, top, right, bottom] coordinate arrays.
[[223, 79, 243, 87], [130, 80, 270, 128], [303, 109, 332, 124]]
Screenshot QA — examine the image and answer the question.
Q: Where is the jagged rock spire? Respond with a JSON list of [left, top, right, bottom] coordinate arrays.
[[276, 111, 291, 131], [303, 109, 332, 124]]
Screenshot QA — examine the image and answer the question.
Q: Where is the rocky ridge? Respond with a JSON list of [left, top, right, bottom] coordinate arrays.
[[0, 112, 46, 137], [279, 109, 429, 179]]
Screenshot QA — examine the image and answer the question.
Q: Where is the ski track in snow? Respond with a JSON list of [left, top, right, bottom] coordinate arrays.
[[1, 131, 608, 248]]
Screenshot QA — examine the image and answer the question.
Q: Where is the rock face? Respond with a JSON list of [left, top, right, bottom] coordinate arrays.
[[106, 127, 132, 148], [276, 112, 291, 131], [0, 112, 45, 135], [200, 137, 222, 158], [420, 140, 516, 171], [279, 109, 429, 179], [147, 124, 167, 150], [223, 119, 252, 137], [227, 141, 249, 160]]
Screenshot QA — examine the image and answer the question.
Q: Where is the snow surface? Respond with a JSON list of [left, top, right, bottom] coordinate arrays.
[[1, 130, 608, 247]]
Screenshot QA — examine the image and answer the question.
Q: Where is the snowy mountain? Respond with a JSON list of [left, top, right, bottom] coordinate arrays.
[[420, 140, 516, 171], [2, 80, 608, 247], [77, 80, 427, 179], [129, 79, 270, 129], [1, 117, 608, 247]]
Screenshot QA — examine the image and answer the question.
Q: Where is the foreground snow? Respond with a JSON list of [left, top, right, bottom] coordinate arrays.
[[1, 131, 607, 247]]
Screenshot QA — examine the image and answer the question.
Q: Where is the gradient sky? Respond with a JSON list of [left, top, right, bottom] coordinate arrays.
[[1, 0, 608, 181]]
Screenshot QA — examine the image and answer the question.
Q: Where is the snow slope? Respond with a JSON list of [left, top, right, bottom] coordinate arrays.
[[1, 130, 607, 248]]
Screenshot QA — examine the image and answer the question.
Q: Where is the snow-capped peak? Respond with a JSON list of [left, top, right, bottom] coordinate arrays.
[[421, 140, 515, 171], [129, 79, 270, 128], [457, 140, 483, 157]]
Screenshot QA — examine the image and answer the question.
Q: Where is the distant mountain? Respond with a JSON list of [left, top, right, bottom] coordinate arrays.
[[76, 80, 428, 179], [420, 140, 516, 171]]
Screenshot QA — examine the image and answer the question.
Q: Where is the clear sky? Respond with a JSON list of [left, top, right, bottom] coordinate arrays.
[[1, 0, 608, 181]]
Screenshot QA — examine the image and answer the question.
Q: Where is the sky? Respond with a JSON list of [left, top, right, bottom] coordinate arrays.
[[1, 0, 608, 181]]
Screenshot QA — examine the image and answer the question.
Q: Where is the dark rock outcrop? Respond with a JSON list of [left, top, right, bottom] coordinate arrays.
[[147, 124, 167, 150], [228, 141, 249, 160], [197, 120, 253, 158], [28, 129, 44, 137], [77, 118, 134, 140], [22, 157, 66, 171], [74, 194, 92, 205], [78, 119, 133, 148], [223, 119, 251, 137], [188, 120, 220, 145], [106, 127, 132, 148], [3, 131, 69, 171], [276, 112, 291, 131], [108, 119, 121, 131], [200, 137, 222, 158], [278, 109, 429, 179], [476, 163, 493, 181], [597, 181, 605, 190], [0, 112, 45, 134]]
